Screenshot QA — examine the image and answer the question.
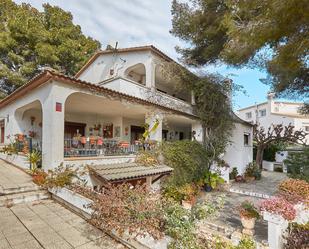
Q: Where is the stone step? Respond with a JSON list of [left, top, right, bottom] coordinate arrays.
[[0, 190, 50, 207], [229, 188, 271, 199], [0, 184, 41, 195], [199, 220, 235, 238]]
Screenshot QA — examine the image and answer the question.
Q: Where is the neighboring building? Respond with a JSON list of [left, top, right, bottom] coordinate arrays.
[[0, 45, 252, 186], [237, 93, 309, 143]]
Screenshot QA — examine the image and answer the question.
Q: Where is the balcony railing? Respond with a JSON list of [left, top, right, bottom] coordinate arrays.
[[64, 138, 143, 157]]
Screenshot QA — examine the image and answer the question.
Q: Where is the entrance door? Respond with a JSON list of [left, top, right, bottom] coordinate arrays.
[[64, 122, 86, 139], [130, 126, 145, 143]]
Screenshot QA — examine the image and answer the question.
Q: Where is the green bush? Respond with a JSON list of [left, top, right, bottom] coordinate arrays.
[[161, 140, 209, 187], [284, 147, 309, 182]]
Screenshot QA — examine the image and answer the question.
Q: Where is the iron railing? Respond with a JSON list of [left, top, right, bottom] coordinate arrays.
[[64, 138, 143, 157]]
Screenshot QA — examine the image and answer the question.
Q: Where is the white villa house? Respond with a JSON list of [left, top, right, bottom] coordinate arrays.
[[0, 45, 252, 187], [237, 93, 309, 143]]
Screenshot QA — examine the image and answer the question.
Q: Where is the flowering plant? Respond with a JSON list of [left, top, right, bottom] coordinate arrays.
[[278, 179, 309, 205], [260, 197, 296, 221], [239, 200, 260, 219]]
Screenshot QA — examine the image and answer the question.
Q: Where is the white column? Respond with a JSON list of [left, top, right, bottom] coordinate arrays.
[[191, 91, 196, 105], [41, 84, 68, 171], [145, 58, 156, 91], [192, 121, 203, 142], [263, 212, 288, 249], [145, 112, 163, 142]]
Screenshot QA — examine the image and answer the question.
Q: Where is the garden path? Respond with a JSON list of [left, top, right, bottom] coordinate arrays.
[[198, 192, 268, 243], [230, 171, 288, 198]]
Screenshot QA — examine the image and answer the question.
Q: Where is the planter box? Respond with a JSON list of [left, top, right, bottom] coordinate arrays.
[[49, 187, 170, 249], [49, 187, 93, 216]]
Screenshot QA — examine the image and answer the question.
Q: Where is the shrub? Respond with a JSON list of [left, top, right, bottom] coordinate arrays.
[[278, 179, 309, 205], [42, 164, 80, 188], [90, 183, 164, 239], [136, 149, 160, 166], [239, 200, 260, 219], [178, 183, 199, 201], [32, 170, 47, 185], [204, 172, 225, 190], [192, 194, 226, 220], [160, 141, 210, 187], [236, 236, 256, 249], [260, 197, 296, 221], [284, 222, 309, 249], [164, 199, 198, 249], [284, 148, 309, 182]]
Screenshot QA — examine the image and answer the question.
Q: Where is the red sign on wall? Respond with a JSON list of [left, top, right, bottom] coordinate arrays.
[[56, 102, 62, 112]]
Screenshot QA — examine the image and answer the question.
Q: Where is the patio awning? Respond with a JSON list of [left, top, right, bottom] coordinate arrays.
[[88, 163, 173, 183]]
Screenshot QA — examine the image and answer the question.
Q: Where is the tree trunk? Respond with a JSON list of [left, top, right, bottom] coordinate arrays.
[[256, 146, 264, 169]]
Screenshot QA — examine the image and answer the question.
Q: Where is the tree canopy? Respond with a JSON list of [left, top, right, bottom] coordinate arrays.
[[0, 0, 100, 96], [171, 0, 309, 101]]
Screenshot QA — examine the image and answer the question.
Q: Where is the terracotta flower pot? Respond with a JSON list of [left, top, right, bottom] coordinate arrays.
[[240, 217, 256, 236], [245, 176, 255, 182], [241, 217, 256, 229]]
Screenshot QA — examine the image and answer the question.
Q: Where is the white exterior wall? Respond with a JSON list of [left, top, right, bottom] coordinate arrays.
[[78, 50, 192, 105], [238, 97, 309, 143], [223, 123, 253, 175], [78, 51, 151, 84]]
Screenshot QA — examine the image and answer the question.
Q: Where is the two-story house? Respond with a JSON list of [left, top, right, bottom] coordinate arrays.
[[237, 92, 309, 143], [0, 45, 253, 187]]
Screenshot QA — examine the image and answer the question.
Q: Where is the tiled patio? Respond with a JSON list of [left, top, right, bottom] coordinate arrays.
[[0, 200, 125, 249]]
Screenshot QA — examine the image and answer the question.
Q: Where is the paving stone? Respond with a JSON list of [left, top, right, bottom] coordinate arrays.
[[11, 240, 43, 249], [58, 227, 92, 247], [5, 231, 34, 246], [43, 240, 73, 249], [0, 238, 12, 249]]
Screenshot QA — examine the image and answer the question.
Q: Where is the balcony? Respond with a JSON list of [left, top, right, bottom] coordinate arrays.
[[100, 77, 195, 116]]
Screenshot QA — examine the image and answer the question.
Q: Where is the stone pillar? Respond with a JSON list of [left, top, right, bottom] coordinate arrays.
[[41, 83, 68, 171], [145, 112, 163, 142], [263, 212, 288, 249], [145, 58, 156, 92], [191, 91, 196, 105]]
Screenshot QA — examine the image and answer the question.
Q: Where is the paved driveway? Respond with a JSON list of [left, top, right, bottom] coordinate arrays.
[[0, 200, 125, 249]]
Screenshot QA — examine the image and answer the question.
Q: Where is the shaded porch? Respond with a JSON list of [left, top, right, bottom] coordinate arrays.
[[64, 92, 195, 158]]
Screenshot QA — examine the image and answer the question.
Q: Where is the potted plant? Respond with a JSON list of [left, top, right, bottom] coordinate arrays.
[[239, 200, 260, 235], [235, 175, 245, 182], [244, 162, 261, 182], [204, 172, 225, 192], [229, 167, 238, 181]]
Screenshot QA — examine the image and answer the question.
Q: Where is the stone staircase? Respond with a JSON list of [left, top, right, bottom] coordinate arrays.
[[197, 220, 235, 239], [0, 180, 50, 207], [0, 190, 50, 207]]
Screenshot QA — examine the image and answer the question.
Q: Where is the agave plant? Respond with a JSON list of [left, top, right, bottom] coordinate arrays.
[[27, 150, 42, 172]]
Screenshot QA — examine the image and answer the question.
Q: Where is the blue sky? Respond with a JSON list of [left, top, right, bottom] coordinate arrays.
[[14, 0, 280, 110]]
